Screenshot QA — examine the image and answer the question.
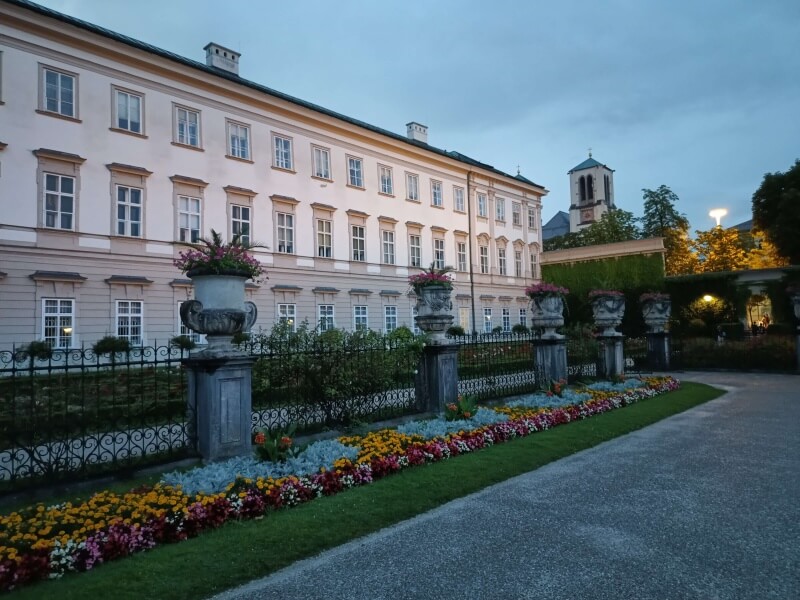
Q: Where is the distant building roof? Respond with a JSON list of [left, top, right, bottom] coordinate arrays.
[[542, 211, 570, 240], [730, 219, 753, 233], [568, 157, 614, 174]]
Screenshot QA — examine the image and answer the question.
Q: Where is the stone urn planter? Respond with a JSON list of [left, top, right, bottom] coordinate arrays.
[[590, 291, 626, 336], [528, 294, 566, 339], [180, 270, 258, 355], [414, 284, 454, 345], [640, 294, 671, 333]]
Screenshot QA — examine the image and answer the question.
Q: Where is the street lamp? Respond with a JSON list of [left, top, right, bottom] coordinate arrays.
[[709, 208, 728, 227]]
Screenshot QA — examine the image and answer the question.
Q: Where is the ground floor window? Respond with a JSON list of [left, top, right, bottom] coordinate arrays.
[[384, 306, 397, 332], [278, 303, 297, 331], [483, 307, 492, 333], [353, 305, 368, 330], [318, 304, 335, 331], [42, 298, 74, 348], [502, 307, 511, 332], [116, 300, 143, 345]]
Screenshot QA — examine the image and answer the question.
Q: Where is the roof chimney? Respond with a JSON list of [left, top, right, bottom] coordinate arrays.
[[204, 43, 241, 75], [406, 122, 428, 144]]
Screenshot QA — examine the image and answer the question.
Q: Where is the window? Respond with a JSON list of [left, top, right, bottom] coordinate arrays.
[[277, 212, 294, 253], [498, 248, 507, 275], [457, 242, 467, 272], [42, 67, 76, 118], [227, 121, 251, 160], [483, 308, 493, 333], [42, 298, 74, 348], [43, 174, 75, 230], [459, 307, 470, 333], [116, 300, 143, 345], [382, 230, 395, 265], [454, 187, 465, 212], [519, 308, 527, 327], [318, 305, 335, 331], [479, 246, 489, 274], [515, 251, 523, 278], [354, 305, 368, 330], [317, 219, 332, 258], [412, 306, 420, 335], [273, 135, 293, 170], [114, 89, 143, 134], [409, 234, 421, 267], [579, 176, 587, 203], [477, 193, 488, 218], [528, 207, 537, 230], [434, 238, 445, 270], [502, 308, 511, 333], [586, 175, 594, 200], [231, 205, 250, 245], [512, 202, 521, 226], [496, 197, 506, 222], [384, 306, 397, 332], [347, 156, 363, 187], [406, 173, 419, 201], [179, 302, 204, 344], [313, 146, 331, 179], [175, 106, 200, 147], [116, 185, 142, 237], [431, 180, 443, 207], [604, 174, 612, 203], [278, 304, 296, 331], [351, 225, 365, 261], [379, 165, 393, 195], [178, 196, 201, 242], [531, 251, 539, 278]]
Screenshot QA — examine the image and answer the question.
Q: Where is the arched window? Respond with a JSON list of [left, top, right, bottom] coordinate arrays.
[[586, 175, 594, 201], [579, 176, 586, 203], [604, 175, 611, 205]]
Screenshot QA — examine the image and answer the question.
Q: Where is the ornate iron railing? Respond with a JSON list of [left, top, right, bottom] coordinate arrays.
[[565, 335, 598, 382], [454, 333, 540, 400], [0, 345, 193, 493]]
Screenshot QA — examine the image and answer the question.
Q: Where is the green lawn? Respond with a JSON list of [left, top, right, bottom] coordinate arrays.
[[10, 381, 723, 600]]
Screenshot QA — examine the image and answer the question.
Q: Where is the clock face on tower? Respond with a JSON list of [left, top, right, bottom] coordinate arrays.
[[581, 208, 593, 223]]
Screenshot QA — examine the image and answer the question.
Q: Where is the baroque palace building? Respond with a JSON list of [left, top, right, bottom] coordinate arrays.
[[0, 0, 547, 349]]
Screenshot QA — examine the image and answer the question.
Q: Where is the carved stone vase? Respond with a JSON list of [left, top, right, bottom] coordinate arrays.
[[180, 271, 257, 356], [641, 297, 671, 333], [591, 294, 626, 336], [414, 284, 454, 345], [528, 293, 565, 339]]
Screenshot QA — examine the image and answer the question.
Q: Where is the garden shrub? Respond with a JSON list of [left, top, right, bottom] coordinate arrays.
[[92, 336, 131, 355], [170, 335, 196, 350], [687, 318, 707, 335], [511, 324, 529, 334], [446, 325, 466, 337], [766, 323, 794, 336], [22, 340, 53, 361], [718, 322, 744, 341]]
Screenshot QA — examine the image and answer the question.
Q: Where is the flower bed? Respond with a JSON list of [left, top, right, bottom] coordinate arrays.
[[0, 376, 679, 591]]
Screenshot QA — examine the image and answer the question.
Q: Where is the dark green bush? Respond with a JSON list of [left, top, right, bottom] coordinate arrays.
[[23, 340, 53, 361], [492, 326, 504, 334], [511, 324, 529, 334], [92, 336, 131, 355], [687, 318, 707, 335], [718, 322, 744, 341], [766, 323, 794, 336], [447, 325, 466, 337], [170, 335, 196, 350]]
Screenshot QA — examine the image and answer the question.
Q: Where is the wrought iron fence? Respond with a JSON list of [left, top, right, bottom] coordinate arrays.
[[565, 335, 598, 382], [623, 336, 651, 374], [0, 345, 193, 493], [244, 329, 422, 433], [455, 333, 540, 400], [670, 334, 797, 371]]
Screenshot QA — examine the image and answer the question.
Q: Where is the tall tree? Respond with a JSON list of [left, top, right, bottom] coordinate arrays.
[[640, 185, 696, 275], [752, 159, 800, 264], [691, 226, 748, 273], [744, 229, 790, 270], [579, 209, 640, 246]]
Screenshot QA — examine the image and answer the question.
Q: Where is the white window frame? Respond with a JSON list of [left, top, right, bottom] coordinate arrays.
[[384, 305, 398, 332], [313, 146, 331, 179], [116, 185, 143, 237], [515, 251, 523, 278], [519, 308, 527, 327], [382, 230, 396, 265], [477, 193, 488, 218], [406, 173, 419, 201], [231, 204, 251, 245], [431, 180, 443, 207], [502, 307, 511, 333], [528, 206, 537, 230], [42, 66, 76, 118], [43, 173, 75, 231], [273, 134, 293, 170], [479, 246, 489, 274], [498, 248, 507, 276], [454, 186, 465, 212], [278, 303, 297, 332], [351, 225, 366, 262], [276, 212, 295, 254], [409, 234, 421, 267], [531, 251, 539, 278], [434, 238, 445, 270], [178, 195, 201, 243], [317, 218, 332, 258], [512, 202, 522, 226], [347, 156, 364, 187], [42, 298, 74, 349], [379, 165, 393, 195], [353, 305, 368, 330], [496, 197, 506, 222], [318, 304, 335, 331], [175, 105, 200, 147], [457, 241, 467, 272], [114, 88, 143, 134], [483, 307, 493, 333], [227, 121, 251, 160], [116, 300, 144, 346]]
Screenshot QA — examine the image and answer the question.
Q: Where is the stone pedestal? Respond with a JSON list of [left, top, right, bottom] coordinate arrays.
[[646, 332, 671, 371], [184, 355, 256, 461], [531, 338, 567, 386], [415, 344, 459, 414], [597, 335, 625, 379]]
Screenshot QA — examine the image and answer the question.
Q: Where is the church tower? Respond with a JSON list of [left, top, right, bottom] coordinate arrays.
[[568, 152, 615, 233]]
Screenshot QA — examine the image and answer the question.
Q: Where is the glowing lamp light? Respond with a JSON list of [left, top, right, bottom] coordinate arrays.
[[62, 326, 73, 334], [703, 295, 714, 303], [709, 208, 728, 227]]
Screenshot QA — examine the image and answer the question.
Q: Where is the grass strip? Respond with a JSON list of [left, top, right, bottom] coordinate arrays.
[[11, 381, 723, 600]]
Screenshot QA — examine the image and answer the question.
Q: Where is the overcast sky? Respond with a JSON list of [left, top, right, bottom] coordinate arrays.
[[38, 0, 800, 232]]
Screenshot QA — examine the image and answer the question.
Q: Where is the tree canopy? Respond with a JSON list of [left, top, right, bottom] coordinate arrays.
[[752, 159, 800, 264], [543, 208, 639, 251], [691, 226, 748, 273], [640, 185, 695, 276]]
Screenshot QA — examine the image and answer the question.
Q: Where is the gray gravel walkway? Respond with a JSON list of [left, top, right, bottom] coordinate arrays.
[[211, 372, 800, 600]]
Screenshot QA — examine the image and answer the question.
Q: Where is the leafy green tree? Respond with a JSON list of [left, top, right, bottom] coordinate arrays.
[[665, 229, 699, 275], [752, 159, 800, 264], [743, 229, 790, 270], [691, 227, 748, 273], [580, 209, 640, 245], [641, 185, 696, 276]]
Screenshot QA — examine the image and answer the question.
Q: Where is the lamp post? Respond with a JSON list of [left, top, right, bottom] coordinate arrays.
[[709, 208, 728, 227]]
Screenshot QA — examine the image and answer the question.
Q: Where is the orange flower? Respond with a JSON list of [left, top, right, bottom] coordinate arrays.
[[279, 436, 293, 448], [462, 411, 471, 418], [254, 432, 266, 445]]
